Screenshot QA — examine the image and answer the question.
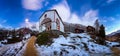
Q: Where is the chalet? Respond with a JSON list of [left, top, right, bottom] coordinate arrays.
[[74, 24, 84, 33], [86, 26, 95, 34], [39, 10, 64, 32]]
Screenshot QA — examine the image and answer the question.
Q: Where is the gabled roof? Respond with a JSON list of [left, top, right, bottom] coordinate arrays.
[[39, 9, 64, 25]]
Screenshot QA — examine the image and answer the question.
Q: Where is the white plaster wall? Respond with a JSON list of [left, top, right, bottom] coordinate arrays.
[[39, 10, 64, 32], [39, 11, 55, 32], [54, 12, 64, 32]]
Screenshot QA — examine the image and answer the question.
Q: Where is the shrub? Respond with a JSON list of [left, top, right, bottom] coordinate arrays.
[[36, 32, 52, 46], [36, 30, 65, 46], [7, 37, 22, 44]]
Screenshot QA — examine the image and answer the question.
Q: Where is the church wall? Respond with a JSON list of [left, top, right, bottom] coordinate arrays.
[[39, 10, 64, 32], [39, 11, 54, 24], [51, 22, 56, 30], [54, 12, 64, 32]]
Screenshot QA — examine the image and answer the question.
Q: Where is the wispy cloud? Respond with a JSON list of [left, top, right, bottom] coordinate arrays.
[[45, 1, 49, 6], [22, 0, 44, 10], [106, 17, 120, 34], [0, 19, 7, 27], [51, 0, 98, 26], [107, 0, 115, 4], [0, 24, 2, 27], [51, 0, 70, 22], [0, 18, 7, 24], [0, 19, 13, 29]]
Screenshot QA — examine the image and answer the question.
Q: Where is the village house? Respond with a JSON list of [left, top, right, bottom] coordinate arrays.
[[86, 26, 95, 35]]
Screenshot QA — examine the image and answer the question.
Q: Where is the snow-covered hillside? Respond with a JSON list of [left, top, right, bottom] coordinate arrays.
[[36, 33, 112, 56], [0, 34, 30, 56], [0, 33, 119, 56], [0, 41, 26, 56]]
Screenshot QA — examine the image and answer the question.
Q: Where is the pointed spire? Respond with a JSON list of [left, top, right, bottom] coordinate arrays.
[[94, 19, 100, 34]]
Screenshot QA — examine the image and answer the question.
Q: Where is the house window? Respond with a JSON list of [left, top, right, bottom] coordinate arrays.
[[50, 25, 51, 29]]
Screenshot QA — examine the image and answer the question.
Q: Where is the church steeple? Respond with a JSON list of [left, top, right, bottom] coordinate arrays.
[[94, 19, 100, 34]]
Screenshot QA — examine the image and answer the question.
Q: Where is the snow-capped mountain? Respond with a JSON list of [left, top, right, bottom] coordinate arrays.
[[108, 30, 120, 36], [107, 30, 120, 42]]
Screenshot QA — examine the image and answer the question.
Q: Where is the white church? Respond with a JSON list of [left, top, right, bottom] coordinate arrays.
[[39, 9, 64, 32]]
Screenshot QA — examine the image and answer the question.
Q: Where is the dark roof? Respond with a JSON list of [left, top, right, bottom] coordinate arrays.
[[39, 9, 64, 25]]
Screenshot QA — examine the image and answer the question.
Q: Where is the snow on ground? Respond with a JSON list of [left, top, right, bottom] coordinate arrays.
[[23, 34, 31, 39], [0, 34, 30, 56], [0, 39, 8, 47], [16, 40, 28, 56], [0, 40, 29, 56], [0, 42, 24, 56], [37, 33, 112, 56], [106, 41, 120, 47], [0, 42, 4, 47]]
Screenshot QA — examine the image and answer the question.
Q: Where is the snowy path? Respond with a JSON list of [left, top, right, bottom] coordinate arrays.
[[23, 36, 38, 56]]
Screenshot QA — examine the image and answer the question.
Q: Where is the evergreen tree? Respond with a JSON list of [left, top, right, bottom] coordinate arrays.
[[98, 24, 106, 45], [99, 24, 105, 38]]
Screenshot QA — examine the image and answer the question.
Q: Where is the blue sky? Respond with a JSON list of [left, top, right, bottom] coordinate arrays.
[[0, 0, 120, 34]]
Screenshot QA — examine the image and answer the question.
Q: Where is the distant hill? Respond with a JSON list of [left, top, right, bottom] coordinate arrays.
[[64, 22, 86, 33], [107, 30, 120, 42], [108, 30, 120, 36]]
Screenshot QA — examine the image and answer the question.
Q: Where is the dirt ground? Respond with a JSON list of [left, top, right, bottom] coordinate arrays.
[[23, 36, 38, 56], [111, 47, 120, 56]]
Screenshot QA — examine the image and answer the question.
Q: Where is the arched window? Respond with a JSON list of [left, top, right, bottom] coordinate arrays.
[[56, 18, 60, 30], [44, 14, 47, 18], [41, 17, 52, 31]]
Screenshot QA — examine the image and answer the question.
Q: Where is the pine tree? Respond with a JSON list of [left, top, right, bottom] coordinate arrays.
[[98, 24, 106, 45], [99, 24, 105, 38]]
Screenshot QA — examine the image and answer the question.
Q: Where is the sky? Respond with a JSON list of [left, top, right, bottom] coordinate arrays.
[[0, 0, 120, 34]]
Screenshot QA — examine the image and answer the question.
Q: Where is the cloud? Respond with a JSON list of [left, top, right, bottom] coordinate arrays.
[[51, 0, 70, 22], [100, 17, 115, 23], [20, 18, 39, 31], [0, 19, 7, 27], [45, 1, 49, 6], [51, 0, 98, 26], [101, 20, 107, 23], [0, 19, 13, 29], [107, 0, 114, 4], [81, 10, 98, 26], [0, 18, 7, 24], [2, 20, 7, 24], [106, 18, 120, 34], [0, 24, 2, 27], [106, 25, 120, 35], [109, 17, 115, 21], [22, 0, 44, 10]]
